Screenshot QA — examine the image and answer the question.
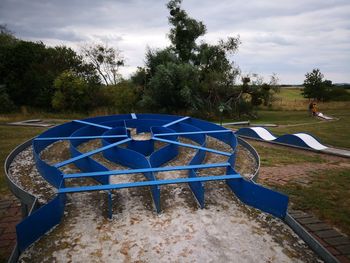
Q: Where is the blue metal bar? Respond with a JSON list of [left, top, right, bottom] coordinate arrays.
[[73, 120, 113, 130], [35, 135, 128, 141], [152, 137, 232, 157], [63, 162, 231, 179], [154, 130, 232, 137], [59, 173, 242, 193], [162, 116, 190, 128], [54, 138, 132, 168], [131, 113, 137, 119]]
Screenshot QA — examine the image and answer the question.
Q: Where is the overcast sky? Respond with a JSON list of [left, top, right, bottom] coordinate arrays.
[[1, 0, 349, 84]]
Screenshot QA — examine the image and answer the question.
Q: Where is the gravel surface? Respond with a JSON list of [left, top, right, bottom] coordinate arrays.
[[8, 137, 320, 262]]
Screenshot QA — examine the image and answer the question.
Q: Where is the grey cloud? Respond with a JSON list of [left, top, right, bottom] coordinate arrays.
[[0, 0, 349, 83]]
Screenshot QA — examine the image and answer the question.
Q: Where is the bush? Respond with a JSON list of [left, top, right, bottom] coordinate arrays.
[[52, 71, 94, 112], [101, 81, 140, 113], [0, 85, 15, 113], [328, 87, 350, 101]]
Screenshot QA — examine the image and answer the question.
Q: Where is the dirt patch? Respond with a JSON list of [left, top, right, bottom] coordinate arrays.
[[259, 162, 350, 186], [251, 140, 350, 186]]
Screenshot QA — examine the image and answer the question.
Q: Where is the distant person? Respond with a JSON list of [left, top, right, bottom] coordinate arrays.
[[312, 102, 317, 116], [308, 102, 313, 116]]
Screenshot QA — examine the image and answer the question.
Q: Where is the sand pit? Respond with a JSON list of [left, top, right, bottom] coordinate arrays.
[[9, 137, 320, 262]]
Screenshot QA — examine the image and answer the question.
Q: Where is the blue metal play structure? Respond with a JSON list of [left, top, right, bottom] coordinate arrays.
[[15, 114, 288, 252]]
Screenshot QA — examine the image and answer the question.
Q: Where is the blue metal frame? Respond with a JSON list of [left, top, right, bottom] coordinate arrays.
[[14, 113, 288, 253]]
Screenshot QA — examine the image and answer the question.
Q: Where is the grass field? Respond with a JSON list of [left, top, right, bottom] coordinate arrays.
[[251, 142, 326, 166], [274, 168, 350, 236], [0, 125, 46, 192], [257, 109, 350, 148], [269, 88, 350, 111]]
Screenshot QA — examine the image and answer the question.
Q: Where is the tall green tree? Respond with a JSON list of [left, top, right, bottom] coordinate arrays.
[[302, 68, 331, 101], [52, 70, 94, 112], [134, 0, 240, 115], [0, 28, 100, 109]]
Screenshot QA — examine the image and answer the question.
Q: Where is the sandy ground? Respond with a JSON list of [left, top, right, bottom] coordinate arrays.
[[9, 137, 320, 262]]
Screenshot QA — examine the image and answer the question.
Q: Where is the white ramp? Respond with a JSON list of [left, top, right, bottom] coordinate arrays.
[[293, 133, 328, 150], [250, 127, 277, 141], [317, 112, 333, 120]]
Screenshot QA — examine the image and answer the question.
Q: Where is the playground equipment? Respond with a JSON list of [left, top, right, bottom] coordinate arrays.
[[6, 114, 289, 254], [236, 127, 328, 151], [316, 112, 334, 120]]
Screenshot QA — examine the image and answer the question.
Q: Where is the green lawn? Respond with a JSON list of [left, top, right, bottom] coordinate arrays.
[[266, 109, 350, 148], [276, 88, 304, 101], [0, 125, 46, 192], [251, 142, 326, 167], [272, 168, 350, 236]]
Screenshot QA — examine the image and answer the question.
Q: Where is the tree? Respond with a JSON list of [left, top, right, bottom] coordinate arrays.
[[0, 85, 15, 113], [0, 25, 17, 47], [52, 70, 94, 112], [100, 81, 140, 113], [167, 0, 206, 62], [229, 73, 280, 118], [134, 0, 241, 116], [302, 68, 326, 101], [0, 28, 100, 109], [81, 43, 124, 85]]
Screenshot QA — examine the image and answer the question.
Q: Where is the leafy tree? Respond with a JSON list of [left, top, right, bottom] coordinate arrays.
[[0, 25, 17, 47], [228, 73, 280, 118], [101, 81, 140, 113], [81, 43, 124, 85], [134, 0, 241, 116], [302, 68, 327, 101], [0, 27, 100, 110], [145, 62, 201, 112], [0, 85, 15, 113], [167, 0, 206, 62], [52, 70, 94, 112]]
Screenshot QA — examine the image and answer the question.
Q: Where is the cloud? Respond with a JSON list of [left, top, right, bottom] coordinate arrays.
[[0, 0, 349, 83]]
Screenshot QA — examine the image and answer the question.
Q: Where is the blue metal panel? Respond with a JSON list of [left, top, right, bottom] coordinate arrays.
[[163, 116, 190, 127], [59, 174, 242, 193], [32, 142, 63, 188], [64, 163, 231, 179], [73, 119, 113, 130], [54, 138, 131, 168], [16, 194, 66, 252], [34, 135, 127, 141], [101, 139, 161, 213], [69, 143, 110, 185], [226, 178, 289, 218], [149, 126, 179, 168], [128, 139, 154, 156], [153, 137, 232, 157], [153, 130, 232, 136]]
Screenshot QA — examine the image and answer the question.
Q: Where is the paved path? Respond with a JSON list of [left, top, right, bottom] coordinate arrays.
[[0, 194, 21, 262], [324, 147, 350, 158], [289, 210, 350, 263]]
